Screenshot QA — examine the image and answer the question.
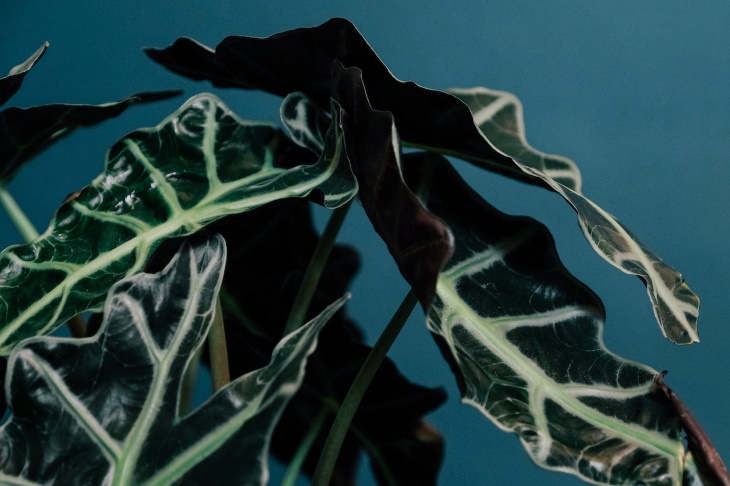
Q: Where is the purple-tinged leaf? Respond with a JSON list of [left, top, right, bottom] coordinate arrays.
[[330, 64, 454, 310], [147, 18, 699, 344]]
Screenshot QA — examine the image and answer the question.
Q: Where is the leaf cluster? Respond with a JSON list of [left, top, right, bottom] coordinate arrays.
[[0, 18, 726, 486]]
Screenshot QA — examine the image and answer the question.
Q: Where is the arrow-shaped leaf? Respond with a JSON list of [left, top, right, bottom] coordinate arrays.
[[0, 233, 346, 485], [0, 90, 183, 185], [0, 92, 356, 354], [449, 87, 699, 344], [146, 18, 699, 344], [0, 42, 48, 108], [403, 152, 693, 485]]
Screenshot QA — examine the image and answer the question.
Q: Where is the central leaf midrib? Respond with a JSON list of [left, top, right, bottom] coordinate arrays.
[[140, 395, 264, 486], [0, 219, 179, 346], [113, 266, 205, 485], [436, 278, 682, 461], [565, 188, 699, 343], [1, 145, 342, 349], [30, 352, 123, 463]]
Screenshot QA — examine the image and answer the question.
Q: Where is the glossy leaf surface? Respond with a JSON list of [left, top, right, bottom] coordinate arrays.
[[403, 153, 692, 485], [0, 42, 48, 108], [0, 92, 356, 353], [449, 87, 699, 344], [147, 18, 699, 344], [0, 90, 182, 185], [0, 234, 343, 485]]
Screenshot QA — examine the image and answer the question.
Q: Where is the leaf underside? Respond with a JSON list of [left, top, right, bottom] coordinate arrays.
[[147, 17, 700, 344], [403, 153, 690, 486], [0, 234, 344, 485], [0, 92, 356, 353], [329, 65, 454, 310]]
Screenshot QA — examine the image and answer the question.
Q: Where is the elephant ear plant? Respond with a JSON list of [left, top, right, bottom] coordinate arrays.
[[0, 18, 727, 486]]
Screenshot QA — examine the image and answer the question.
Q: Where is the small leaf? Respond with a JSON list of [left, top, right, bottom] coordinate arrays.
[[147, 18, 700, 344], [0, 90, 183, 185], [0, 42, 48, 108], [404, 152, 688, 485], [0, 233, 345, 485], [0, 93, 357, 353]]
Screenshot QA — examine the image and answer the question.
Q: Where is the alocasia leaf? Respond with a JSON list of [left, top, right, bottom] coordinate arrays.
[[147, 18, 699, 344], [0, 233, 346, 485], [448, 87, 699, 344], [0, 92, 356, 354], [403, 152, 696, 486], [0, 90, 183, 185], [204, 197, 447, 486], [0, 42, 48, 108]]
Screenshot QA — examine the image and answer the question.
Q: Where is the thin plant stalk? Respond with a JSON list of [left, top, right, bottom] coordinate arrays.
[[280, 408, 329, 486], [208, 297, 230, 392], [283, 201, 352, 335], [179, 346, 202, 415], [67, 315, 87, 338], [311, 289, 419, 486], [0, 185, 40, 243]]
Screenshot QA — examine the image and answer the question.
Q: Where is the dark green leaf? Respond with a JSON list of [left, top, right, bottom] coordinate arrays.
[[0, 42, 48, 108], [403, 152, 692, 485], [147, 18, 700, 344], [145, 19, 532, 185], [0, 90, 182, 185], [0, 93, 356, 353], [0, 233, 344, 485], [449, 88, 699, 344]]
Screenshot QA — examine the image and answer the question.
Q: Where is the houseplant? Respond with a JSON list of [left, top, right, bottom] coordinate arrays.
[[0, 18, 726, 485]]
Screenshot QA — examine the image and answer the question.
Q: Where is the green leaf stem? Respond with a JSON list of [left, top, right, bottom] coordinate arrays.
[[0, 92, 356, 353]]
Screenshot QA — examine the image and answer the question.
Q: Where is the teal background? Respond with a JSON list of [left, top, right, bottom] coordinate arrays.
[[1, 2, 728, 484]]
